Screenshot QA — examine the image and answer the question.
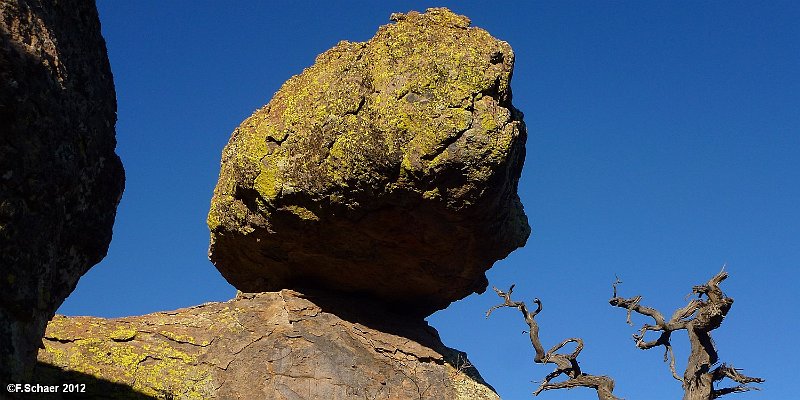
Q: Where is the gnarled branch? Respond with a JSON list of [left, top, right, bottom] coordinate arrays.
[[610, 270, 763, 399], [488, 285, 619, 400]]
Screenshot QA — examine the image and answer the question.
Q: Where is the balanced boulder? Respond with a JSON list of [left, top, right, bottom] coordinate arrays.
[[208, 8, 529, 315], [0, 0, 124, 381]]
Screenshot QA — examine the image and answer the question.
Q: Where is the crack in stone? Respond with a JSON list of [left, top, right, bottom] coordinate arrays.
[[157, 332, 215, 347]]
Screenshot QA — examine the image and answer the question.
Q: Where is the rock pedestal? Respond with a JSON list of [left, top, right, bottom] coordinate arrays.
[[36, 290, 499, 400]]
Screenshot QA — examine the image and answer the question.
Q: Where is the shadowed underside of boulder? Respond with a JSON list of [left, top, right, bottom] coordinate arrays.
[[208, 8, 530, 316], [0, 0, 124, 381], [35, 290, 499, 400]]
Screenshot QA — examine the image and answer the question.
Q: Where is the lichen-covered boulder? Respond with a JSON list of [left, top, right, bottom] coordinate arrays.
[[208, 8, 529, 315], [0, 0, 124, 382], [36, 290, 499, 400]]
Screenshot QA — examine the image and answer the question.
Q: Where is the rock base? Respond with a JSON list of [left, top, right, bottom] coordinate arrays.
[[36, 291, 498, 400]]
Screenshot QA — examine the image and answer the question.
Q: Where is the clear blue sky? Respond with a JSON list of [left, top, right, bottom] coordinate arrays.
[[60, 1, 799, 399]]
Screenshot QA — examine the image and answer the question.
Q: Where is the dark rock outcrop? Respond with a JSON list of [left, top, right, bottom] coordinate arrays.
[[208, 8, 529, 316], [0, 0, 124, 382], [36, 290, 499, 400]]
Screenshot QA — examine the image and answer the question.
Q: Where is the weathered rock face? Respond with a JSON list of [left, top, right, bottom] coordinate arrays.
[[208, 8, 529, 316], [0, 0, 124, 381], [36, 290, 499, 400]]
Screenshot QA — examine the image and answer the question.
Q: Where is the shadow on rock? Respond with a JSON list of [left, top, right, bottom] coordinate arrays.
[[22, 361, 157, 400]]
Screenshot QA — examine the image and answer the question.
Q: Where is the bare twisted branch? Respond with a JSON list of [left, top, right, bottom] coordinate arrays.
[[610, 269, 763, 399], [488, 285, 619, 400]]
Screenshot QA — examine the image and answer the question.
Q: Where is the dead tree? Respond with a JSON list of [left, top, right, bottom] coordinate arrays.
[[609, 270, 763, 400], [487, 285, 618, 399]]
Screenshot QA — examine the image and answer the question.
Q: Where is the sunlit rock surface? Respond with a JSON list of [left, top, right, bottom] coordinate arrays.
[[208, 8, 529, 316], [36, 290, 499, 400]]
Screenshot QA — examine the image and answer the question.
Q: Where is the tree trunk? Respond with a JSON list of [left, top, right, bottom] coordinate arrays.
[[683, 329, 715, 400]]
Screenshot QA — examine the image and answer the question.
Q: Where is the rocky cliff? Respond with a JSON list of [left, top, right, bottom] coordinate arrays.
[[208, 8, 529, 316], [0, 0, 125, 382]]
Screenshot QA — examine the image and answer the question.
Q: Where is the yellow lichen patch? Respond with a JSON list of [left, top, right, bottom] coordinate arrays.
[[40, 342, 68, 366], [44, 315, 84, 342], [95, 342, 145, 375], [419, 7, 472, 28], [366, 9, 508, 110], [39, 323, 215, 399], [40, 336, 138, 381], [486, 122, 518, 163], [446, 363, 500, 400], [159, 330, 210, 346], [422, 188, 441, 200], [206, 203, 223, 231], [255, 120, 286, 146], [110, 341, 213, 399], [322, 115, 386, 186], [407, 106, 472, 168], [282, 205, 319, 221], [254, 168, 280, 202], [135, 361, 214, 400], [210, 306, 246, 334], [108, 326, 137, 342]]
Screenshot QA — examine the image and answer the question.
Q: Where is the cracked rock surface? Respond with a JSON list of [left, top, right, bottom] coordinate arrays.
[[0, 0, 125, 382], [36, 290, 499, 400], [208, 8, 530, 316]]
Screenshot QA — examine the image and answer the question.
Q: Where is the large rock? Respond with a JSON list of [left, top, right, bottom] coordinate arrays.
[[36, 290, 499, 400], [208, 8, 529, 316], [0, 0, 124, 381]]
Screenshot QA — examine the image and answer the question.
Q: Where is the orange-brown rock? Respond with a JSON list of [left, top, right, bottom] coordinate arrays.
[[35, 290, 499, 400]]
